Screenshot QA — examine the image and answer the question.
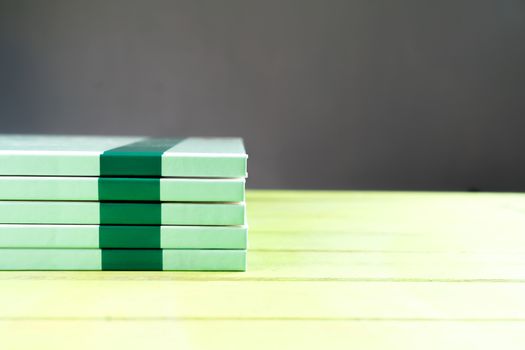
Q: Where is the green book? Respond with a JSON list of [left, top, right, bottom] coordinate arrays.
[[0, 135, 247, 177], [0, 249, 246, 271], [0, 201, 245, 225], [0, 176, 245, 202], [0, 224, 247, 249]]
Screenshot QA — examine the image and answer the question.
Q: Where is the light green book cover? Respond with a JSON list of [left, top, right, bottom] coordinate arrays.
[[0, 224, 247, 249], [0, 176, 245, 202], [0, 249, 247, 271], [0, 135, 247, 177], [0, 201, 245, 225]]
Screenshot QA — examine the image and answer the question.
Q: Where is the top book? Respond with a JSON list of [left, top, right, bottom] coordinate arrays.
[[0, 135, 247, 178]]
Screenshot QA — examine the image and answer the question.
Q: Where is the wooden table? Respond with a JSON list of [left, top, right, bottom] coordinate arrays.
[[1, 190, 525, 349]]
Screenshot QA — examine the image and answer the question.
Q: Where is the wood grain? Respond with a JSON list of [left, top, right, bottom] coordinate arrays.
[[1, 190, 525, 349]]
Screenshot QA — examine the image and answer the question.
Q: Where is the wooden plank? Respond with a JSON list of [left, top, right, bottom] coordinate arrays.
[[2, 320, 525, 350], [247, 191, 525, 252], [1, 190, 525, 349], [1, 280, 525, 320]]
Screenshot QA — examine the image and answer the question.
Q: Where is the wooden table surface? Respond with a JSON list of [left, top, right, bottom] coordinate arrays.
[[2, 190, 525, 349]]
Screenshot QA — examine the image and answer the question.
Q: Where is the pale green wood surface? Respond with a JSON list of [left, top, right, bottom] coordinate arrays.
[[1, 190, 525, 349]]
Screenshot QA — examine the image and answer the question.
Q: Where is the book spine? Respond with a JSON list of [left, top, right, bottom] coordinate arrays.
[[0, 249, 246, 271], [0, 225, 247, 249], [0, 202, 245, 225]]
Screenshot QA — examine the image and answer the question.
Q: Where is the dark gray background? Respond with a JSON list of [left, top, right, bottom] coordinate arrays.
[[1, 0, 524, 190]]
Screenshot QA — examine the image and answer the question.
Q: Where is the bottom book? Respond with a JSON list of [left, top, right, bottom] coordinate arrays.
[[0, 249, 246, 271]]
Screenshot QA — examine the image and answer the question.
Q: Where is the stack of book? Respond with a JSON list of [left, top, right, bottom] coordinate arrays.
[[0, 135, 248, 271]]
